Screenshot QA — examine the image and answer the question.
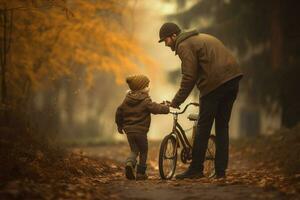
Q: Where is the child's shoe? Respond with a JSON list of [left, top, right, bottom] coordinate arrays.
[[125, 161, 135, 180], [136, 164, 148, 180]]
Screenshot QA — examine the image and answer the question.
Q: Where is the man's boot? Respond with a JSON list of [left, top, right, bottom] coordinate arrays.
[[125, 160, 136, 180], [209, 170, 226, 179], [175, 166, 204, 180], [136, 164, 148, 180]]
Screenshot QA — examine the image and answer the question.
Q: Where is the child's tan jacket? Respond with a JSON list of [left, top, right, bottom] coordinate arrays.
[[115, 90, 169, 134]]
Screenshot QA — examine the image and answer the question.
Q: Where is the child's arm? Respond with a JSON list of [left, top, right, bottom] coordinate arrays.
[[145, 98, 170, 114], [115, 106, 124, 134]]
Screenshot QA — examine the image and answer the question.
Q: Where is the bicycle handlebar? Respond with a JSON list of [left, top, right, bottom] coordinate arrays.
[[170, 102, 199, 115]]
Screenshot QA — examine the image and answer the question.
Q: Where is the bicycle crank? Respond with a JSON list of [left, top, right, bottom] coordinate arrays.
[[180, 147, 192, 164]]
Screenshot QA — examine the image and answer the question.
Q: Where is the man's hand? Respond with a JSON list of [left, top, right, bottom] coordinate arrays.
[[170, 101, 180, 109], [118, 127, 124, 134]]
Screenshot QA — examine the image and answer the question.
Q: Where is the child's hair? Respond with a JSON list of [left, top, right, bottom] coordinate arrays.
[[126, 75, 150, 91]]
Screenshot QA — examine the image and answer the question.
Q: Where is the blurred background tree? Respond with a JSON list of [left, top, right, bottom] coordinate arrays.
[[0, 0, 155, 143], [1, 0, 299, 144], [165, 0, 300, 128]]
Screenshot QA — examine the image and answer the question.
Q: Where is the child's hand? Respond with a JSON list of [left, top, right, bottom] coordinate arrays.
[[118, 127, 124, 134], [161, 100, 171, 106]]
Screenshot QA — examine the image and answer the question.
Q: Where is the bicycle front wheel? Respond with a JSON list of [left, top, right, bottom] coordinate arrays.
[[158, 134, 177, 180]]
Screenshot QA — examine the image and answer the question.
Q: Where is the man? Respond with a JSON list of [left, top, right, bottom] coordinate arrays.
[[158, 22, 243, 179]]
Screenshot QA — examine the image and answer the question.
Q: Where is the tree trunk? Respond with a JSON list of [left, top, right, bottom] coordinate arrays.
[[278, 0, 300, 128], [270, 0, 283, 71], [0, 8, 13, 105]]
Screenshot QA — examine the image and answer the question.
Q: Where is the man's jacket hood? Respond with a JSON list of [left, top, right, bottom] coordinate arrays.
[[175, 30, 198, 55]]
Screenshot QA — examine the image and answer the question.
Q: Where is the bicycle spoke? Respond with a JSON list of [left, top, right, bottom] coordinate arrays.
[[203, 136, 216, 176], [159, 135, 177, 179]]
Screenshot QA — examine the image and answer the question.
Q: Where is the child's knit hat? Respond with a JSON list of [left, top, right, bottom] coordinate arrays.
[[126, 75, 150, 91]]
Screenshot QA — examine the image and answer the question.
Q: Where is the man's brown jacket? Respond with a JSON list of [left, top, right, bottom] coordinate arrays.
[[171, 30, 243, 107]]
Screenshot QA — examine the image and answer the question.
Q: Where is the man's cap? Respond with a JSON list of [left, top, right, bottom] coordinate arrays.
[[158, 22, 181, 43]]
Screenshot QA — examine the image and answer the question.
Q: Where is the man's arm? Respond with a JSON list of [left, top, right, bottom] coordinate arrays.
[[171, 44, 198, 108]]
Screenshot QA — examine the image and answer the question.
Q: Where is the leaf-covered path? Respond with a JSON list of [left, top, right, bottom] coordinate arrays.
[[82, 141, 298, 200], [1, 141, 298, 199]]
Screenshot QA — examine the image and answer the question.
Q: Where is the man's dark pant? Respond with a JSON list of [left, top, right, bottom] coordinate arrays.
[[126, 133, 148, 167], [190, 77, 241, 175]]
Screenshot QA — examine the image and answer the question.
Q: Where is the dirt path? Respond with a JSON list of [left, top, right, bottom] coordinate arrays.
[[81, 142, 295, 200]]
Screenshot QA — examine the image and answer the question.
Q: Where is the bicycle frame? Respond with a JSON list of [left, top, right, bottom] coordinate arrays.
[[159, 102, 216, 179], [171, 116, 192, 150], [169, 103, 199, 154]]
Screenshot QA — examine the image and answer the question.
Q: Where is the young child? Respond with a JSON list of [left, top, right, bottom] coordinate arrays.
[[115, 74, 169, 180]]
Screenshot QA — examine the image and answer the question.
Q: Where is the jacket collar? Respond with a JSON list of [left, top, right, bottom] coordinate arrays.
[[175, 30, 199, 55]]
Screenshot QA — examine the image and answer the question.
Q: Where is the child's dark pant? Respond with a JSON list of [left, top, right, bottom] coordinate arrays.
[[126, 133, 148, 167]]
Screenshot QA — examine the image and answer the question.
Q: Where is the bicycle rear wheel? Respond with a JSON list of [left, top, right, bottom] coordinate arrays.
[[204, 135, 216, 177], [158, 134, 177, 180]]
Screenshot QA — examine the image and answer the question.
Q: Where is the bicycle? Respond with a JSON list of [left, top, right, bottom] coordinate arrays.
[[158, 102, 216, 180]]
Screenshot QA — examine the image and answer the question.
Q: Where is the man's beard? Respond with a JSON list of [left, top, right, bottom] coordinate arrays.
[[170, 43, 175, 51], [170, 38, 176, 51]]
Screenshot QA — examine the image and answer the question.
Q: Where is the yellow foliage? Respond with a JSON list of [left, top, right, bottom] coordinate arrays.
[[3, 0, 157, 100]]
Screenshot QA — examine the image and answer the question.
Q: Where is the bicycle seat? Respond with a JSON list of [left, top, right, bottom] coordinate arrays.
[[187, 113, 198, 121]]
